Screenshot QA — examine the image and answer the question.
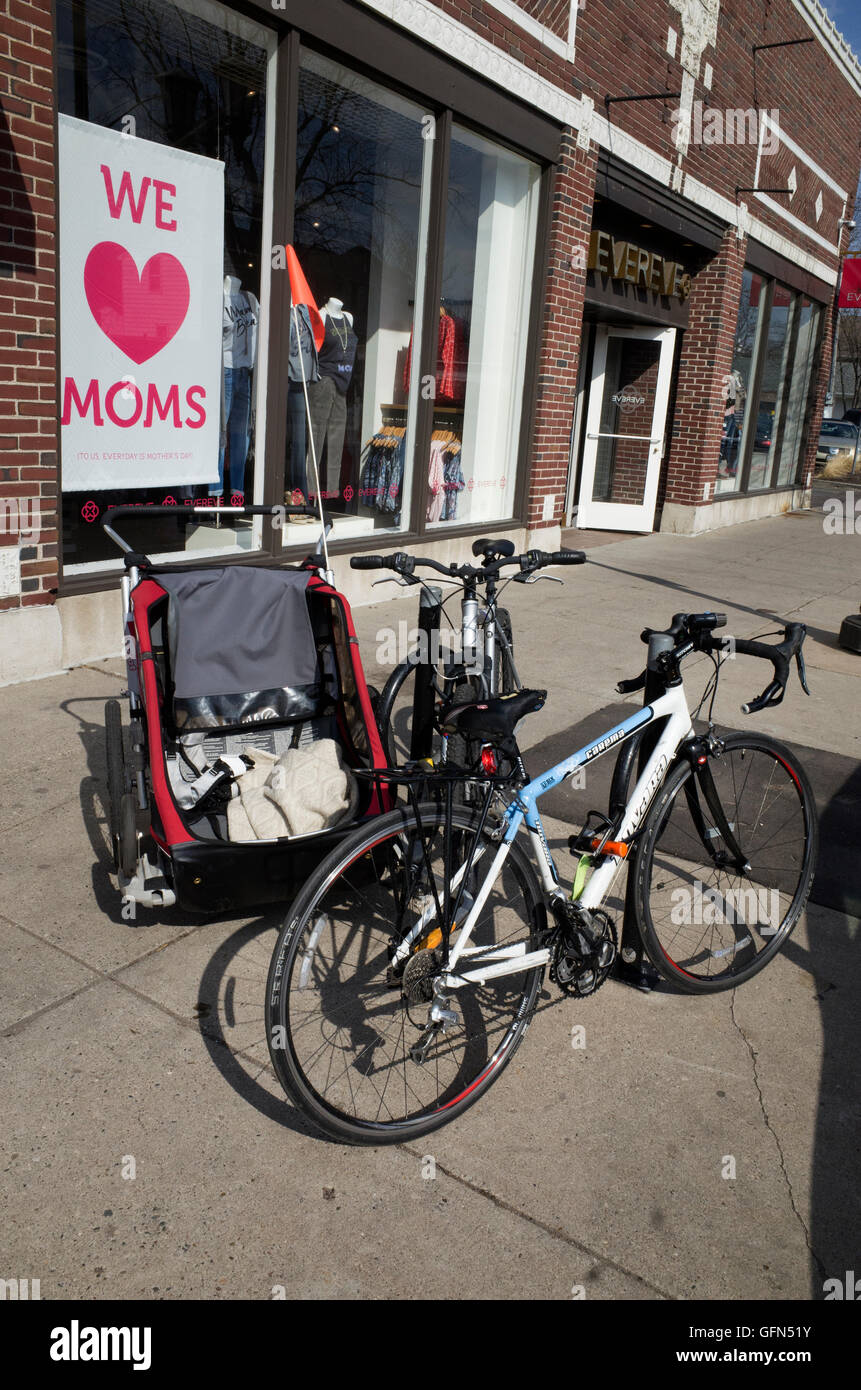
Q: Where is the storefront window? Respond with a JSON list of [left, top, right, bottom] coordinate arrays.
[[289, 51, 431, 542], [747, 284, 793, 491], [427, 127, 540, 528], [57, 0, 274, 569], [774, 298, 820, 487], [715, 270, 762, 497], [716, 271, 824, 498]]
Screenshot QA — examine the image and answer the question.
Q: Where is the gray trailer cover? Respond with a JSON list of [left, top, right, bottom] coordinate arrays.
[[157, 568, 322, 730]]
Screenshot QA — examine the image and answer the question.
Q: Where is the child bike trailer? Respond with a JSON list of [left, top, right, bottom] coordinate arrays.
[[101, 504, 389, 914]]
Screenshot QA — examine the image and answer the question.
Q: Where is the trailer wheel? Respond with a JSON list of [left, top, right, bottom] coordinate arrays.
[[119, 792, 139, 879], [105, 699, 126, 869]]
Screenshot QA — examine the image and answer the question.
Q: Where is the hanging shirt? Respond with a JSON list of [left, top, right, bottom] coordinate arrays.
[[223, 288, 259, 370], [288, 303, 320, 384], [317, 315, 358, 395]]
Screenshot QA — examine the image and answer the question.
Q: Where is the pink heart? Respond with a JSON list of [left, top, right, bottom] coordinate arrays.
[[84, 241, 190, 364]]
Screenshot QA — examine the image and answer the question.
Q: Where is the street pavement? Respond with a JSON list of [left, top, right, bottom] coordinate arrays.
[[1, 504, 858, 1300]]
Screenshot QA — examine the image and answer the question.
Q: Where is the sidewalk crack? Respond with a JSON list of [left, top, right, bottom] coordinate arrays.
[[399, 1145, 674, 1299], [729, 993, 825, 1284]]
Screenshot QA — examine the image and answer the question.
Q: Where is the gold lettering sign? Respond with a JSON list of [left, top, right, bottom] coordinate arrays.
[[587, 229, 690, 302]]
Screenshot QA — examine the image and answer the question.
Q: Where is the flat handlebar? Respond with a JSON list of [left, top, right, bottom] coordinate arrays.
[[350, 547, 586, 580]]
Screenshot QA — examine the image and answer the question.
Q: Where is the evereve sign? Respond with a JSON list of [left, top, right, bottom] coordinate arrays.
[[59, 115, 224, 491]]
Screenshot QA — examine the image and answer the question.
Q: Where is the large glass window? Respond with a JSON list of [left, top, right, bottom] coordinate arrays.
[[775, 297, 820, 487], [715, 272, 823, 496], [428, 127, 540, 528], [57, 0, 274, 570], [288, 52, 431, 543], [747, 284, 793, 491], [715, 270, 762, 497]]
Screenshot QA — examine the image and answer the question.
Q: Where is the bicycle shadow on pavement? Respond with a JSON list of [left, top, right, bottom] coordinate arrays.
[[524, 702, 861, 1299]]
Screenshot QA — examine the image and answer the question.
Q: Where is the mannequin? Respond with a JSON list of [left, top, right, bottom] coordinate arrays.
[[214, 273, 259, 499], [286, 303, 320, 507], [719, 368, 746, 478], [306, 298, 358, 498]]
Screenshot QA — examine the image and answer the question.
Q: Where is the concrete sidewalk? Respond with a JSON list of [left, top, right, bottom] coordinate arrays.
[[1, 508, 859, 1300]]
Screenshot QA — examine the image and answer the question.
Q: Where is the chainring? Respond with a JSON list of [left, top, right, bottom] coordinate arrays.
[[549, 906, 618, 998]]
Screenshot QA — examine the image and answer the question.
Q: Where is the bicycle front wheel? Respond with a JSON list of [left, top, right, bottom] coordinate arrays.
[[265, 802, 546, 1144], [377, 657, 471, 768], [634, 733, 817, 993]]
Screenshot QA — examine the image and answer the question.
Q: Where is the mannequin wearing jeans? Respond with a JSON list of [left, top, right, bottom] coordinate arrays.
[[214, 276, 259, 498], [306, 299, 357, 498], [286, 303, 319, 504]]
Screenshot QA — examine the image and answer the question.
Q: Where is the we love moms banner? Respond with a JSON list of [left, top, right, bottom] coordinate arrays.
[[59, 115, 225, 491]]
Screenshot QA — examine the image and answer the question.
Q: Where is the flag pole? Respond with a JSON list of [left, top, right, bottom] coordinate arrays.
[[291, 298, 332, 583]]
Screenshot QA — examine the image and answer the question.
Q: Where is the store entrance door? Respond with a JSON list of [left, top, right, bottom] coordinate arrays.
[[577, 325, 676, 531]]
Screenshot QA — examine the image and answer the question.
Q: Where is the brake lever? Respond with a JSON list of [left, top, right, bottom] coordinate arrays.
[[371, 575, 419, 587], [514, 572, 563, 585], [795, 648, 810, 696]]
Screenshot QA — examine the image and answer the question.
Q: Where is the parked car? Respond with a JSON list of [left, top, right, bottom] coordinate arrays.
[[816, 418, 860, 475], [754, 410, 774, 451]]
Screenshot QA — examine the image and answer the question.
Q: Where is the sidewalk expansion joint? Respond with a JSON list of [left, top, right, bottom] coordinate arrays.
[[399, 1144, 674, 1300], [729, 992, 826, 1284], [0, 911, 208, 1039]]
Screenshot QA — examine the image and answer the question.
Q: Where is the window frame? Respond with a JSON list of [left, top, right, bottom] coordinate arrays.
[[719, 271, 824, 500], [57, 1, 559, 594]]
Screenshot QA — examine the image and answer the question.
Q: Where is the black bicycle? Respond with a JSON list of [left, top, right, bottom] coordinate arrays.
[[352, 538, 585, 769]]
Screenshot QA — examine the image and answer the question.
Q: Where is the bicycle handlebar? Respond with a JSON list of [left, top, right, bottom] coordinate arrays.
[[704, 621, 809, 713], [622, 612, 810, 714], [102, 503, 332, 557], [349, 547, 586, 581]]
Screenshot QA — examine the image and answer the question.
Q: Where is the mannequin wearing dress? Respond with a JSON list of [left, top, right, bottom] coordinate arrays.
[[306, 298, 358, 498]]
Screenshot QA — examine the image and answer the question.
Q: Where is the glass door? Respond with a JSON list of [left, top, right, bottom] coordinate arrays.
[[577, 325, 676, 531]]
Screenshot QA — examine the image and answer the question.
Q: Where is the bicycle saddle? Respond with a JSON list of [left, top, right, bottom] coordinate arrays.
[[440, 688, 547, 741], [472, 536, 516, 562]]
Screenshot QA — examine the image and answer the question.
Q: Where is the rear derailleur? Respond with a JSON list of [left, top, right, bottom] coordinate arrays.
[[547, 898, 617, 998]]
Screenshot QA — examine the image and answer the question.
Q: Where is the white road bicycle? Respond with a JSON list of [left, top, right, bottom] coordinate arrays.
[[265, 609, 817, 1144]]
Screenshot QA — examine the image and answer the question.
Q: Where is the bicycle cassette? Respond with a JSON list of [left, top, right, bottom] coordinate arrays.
[[549, 905, 617, 998]]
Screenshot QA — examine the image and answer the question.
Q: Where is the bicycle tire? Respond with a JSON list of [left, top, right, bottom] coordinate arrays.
[[633, 732, 817, 993], [495, 606, 516, 696], [265, 801, 547, 1144], [377, 656, 472, 769]]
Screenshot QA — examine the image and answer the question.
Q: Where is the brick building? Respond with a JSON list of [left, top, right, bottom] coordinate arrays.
[[1, 0, 859, 678]]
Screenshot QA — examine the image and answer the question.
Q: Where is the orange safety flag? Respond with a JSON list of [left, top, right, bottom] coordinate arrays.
[[285, 244, 325, 349], [839, 255, 861, 310]]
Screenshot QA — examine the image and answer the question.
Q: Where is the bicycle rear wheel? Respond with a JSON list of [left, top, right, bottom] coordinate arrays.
[[265, 801, 546, 1143], [633, 733, 817, 992]]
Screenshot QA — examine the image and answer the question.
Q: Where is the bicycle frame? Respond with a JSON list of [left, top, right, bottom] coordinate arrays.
[[413, 682, 695, 988]]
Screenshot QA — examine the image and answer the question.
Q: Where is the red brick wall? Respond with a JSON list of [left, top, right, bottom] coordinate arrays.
[[440, 0, 860, 268], [526, 131, 596, 529], [0, 0, 57, 611], [662, 228, 747, 509]]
